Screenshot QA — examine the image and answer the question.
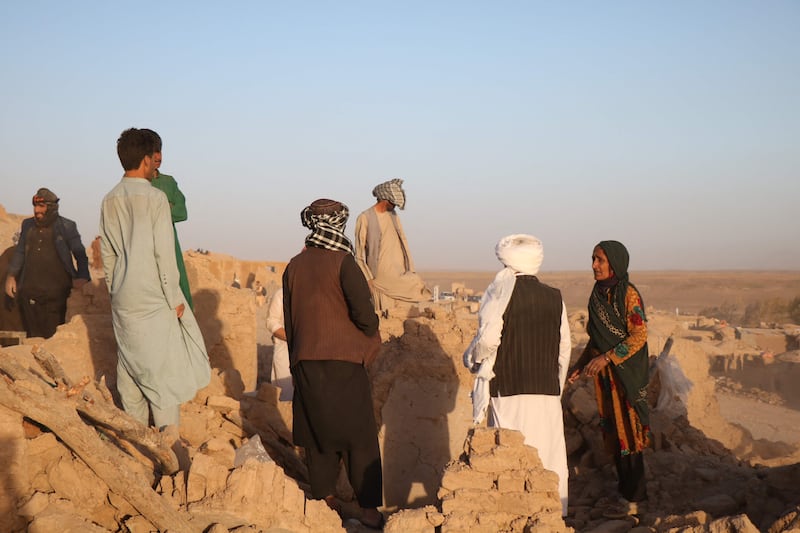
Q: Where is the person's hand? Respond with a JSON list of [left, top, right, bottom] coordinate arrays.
[[5, 276, 16, 298], [567, 367, 582, 384], [272, 327, 287, 342], [176, 303, 185, 319], [73, 278, 88, 290], [584, 354, 611, 378]]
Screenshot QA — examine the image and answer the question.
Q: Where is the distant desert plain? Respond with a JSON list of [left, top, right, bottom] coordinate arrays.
[[420, 270, 800, 317]]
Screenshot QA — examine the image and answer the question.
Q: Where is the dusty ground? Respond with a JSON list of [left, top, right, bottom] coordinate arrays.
[[716, 392, 800, 444]]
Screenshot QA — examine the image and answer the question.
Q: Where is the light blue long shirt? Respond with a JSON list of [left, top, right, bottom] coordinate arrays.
[[100, 177, 210, 409]]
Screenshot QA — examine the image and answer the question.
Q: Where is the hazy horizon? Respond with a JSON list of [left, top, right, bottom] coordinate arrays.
[[1, 2, 797, 271]]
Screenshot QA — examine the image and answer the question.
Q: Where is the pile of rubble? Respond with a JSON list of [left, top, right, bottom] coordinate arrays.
[[1, 231, 800, 531], [383, 426, 567, 532]]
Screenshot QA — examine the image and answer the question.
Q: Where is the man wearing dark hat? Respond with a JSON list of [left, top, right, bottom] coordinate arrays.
[[4, 188, 90, 338], [283, 199, 384, 528]]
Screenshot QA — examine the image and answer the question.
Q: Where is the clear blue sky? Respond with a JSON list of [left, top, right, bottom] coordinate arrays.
[[1, 1, 798, 271]]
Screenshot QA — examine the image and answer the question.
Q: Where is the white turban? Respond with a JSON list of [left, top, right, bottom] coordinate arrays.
[[463, 234, 545, 423], [496, 234, 544, 275]]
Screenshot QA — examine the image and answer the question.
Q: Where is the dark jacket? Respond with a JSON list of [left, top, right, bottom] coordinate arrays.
[[8, 216, 91, 289], [283, 247, 380, 367], [490, 275, 564, 397]]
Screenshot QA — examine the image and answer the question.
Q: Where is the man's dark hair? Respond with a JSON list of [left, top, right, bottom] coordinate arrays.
[[141, 128, 163, 152], [117, 128, 156, 171]]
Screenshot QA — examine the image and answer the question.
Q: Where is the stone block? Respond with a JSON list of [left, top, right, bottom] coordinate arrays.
[[181, 404, 217, 447], [525, 469, 560, 494], [495, 490, 545, 516], [496, 471, 525, 493], [219, 418, 247, 438], [199, 437, 237, 470], [440, 465, 495, 491], [475, 511, 519, 531], [441, 489, 498, 515], [519, 446, 544, 470], [384, 505, 443, 533], [25, 432, 68, 479], [469, 445, 526, 473], [496, 427, 525, 448], [441, 512, 480, 533], [468, 428, 497, 455], [47, 456, 108, 513], [122, 515, 158, 533], [186, 459, 342, 533], [525, 515, 569, 532], [27, 500, 109, 533], [156, 475, 182, 509], [207, 395, 241, 413], [303, 497, 343, 531], [92, 501, 121, 530], [17, 491, 50, 518], [708, 514, 759, 533], [187, 452, 231, 503], [277, 473, 306, 517]]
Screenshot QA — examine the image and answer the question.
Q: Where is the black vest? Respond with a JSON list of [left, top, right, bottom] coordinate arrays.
[[490, 275, 563, 397]]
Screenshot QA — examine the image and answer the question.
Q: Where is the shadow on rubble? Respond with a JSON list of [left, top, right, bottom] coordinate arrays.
[[193, 288, 245, 398], [369, 321, 459, 511], [0, 425, 27, 532]]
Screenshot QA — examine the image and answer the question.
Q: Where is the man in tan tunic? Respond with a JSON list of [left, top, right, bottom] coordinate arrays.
[[354, 179, 431, 315]]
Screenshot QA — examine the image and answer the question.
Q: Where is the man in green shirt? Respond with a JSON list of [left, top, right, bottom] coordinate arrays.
[[143, 129, 193, 309]]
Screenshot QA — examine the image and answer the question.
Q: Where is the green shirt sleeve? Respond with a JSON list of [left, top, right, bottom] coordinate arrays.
[[151, 172, 188, 223]]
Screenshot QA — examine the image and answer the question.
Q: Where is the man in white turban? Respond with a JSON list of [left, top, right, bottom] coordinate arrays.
[[354, 178, 431, 316], [463, 234, 571, 515]]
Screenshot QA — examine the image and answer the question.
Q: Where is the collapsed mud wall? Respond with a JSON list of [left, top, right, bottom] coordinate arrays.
[[1, 236, 800, 532], [373, 306, 800, 530]]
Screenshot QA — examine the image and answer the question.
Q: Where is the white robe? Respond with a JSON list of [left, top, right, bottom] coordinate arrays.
[[463, 234, 571, 515], [100, 177, 210, 410], [266, 288, 292, 401], [481, 296, 571, 516]]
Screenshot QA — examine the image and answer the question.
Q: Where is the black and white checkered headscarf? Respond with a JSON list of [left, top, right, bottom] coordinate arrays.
[[301, 199, 354, 253], [372, 178, 406, 210]]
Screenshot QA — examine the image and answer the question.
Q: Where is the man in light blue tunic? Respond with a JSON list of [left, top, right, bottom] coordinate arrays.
[[100, 128, 210, 430]]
